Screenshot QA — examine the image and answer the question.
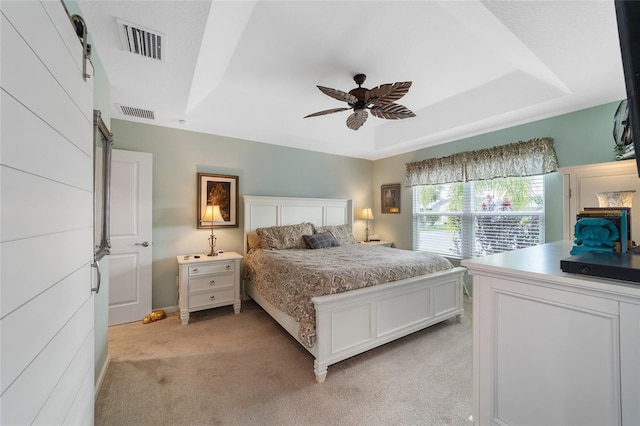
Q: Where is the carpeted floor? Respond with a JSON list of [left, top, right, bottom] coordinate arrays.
[[95, 297, 472, 426]]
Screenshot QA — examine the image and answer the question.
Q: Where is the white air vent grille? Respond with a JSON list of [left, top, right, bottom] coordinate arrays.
[[117, 18, 165, 61], [117, 104, 155, 120]]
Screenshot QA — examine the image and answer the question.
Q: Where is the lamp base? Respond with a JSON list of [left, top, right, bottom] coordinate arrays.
[[207, 233, 218, 256]]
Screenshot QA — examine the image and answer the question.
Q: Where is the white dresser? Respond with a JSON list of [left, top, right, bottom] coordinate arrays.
[[177, 251, 243, 325], [462, 241, 640, 426]]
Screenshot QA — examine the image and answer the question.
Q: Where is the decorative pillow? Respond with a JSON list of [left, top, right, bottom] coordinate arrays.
[[256, 222, 314, 249], [314, 224, 356, 246], [303, 232, 339, 249], [247, 232, 261, 250]]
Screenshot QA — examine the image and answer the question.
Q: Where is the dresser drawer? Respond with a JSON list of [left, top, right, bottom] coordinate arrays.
[[189, 261, 234, 276], [189, 287, 235, 309], [189, 272, 234, 292]]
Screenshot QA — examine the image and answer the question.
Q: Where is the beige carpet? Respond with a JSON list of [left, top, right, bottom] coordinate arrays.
[[95, 298, 472, 426]]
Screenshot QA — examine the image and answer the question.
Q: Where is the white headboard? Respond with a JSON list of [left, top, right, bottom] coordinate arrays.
[[243, 195, 354, 256]]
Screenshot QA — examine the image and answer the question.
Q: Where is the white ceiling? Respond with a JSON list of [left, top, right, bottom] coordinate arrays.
[[77, 0, 626, 160]]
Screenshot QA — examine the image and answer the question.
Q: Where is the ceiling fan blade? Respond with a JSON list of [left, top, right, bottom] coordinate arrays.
[[367, 82, 412, 106], [346, 109, 368, 130], [304, 107, 351, 118], [370, 103, 416, 120], [317, 86, 358, 105]]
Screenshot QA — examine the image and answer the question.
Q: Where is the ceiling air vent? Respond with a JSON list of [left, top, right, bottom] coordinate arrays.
[[117, 104, 155, 120], [116, 18, 165, 62]]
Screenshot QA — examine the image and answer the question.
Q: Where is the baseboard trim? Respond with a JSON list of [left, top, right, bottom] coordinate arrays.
[[158, 305, 179, 314], [95, 354, 111, 401]]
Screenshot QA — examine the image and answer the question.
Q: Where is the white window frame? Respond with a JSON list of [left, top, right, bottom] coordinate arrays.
[[412, 176, 545, 259]]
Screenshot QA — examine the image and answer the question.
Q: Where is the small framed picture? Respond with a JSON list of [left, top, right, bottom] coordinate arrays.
[[381, 183, 401, 214], [197, 173, 239, 228]]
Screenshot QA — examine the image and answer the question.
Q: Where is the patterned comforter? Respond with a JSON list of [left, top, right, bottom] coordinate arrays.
[[243, 244, 453, 347]]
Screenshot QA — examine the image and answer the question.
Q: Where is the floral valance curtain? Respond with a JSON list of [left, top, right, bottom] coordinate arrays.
[[405, 137, 558, 186]]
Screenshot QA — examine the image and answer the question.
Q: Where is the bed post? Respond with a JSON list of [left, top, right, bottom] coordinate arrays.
[[313, 361, 328, 383]]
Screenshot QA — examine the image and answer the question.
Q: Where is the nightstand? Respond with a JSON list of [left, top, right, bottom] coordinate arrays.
[[359, 240, 393, 247], [176, 251, 243, 325]]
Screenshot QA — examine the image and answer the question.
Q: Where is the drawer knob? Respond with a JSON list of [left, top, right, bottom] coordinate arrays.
[[193, 268, 199, 273], [226, 265, 231, 270], [210, 295, 216, 300], [210, 280, 215, 286]]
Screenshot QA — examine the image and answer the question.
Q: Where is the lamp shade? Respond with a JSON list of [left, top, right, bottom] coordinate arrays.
[[360, 208, 374, 220], [202, 205, 224, 223]]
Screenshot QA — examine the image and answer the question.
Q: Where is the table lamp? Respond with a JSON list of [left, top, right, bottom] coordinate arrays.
[[360, 208, 374, 242], [202, 204, 224, 256]]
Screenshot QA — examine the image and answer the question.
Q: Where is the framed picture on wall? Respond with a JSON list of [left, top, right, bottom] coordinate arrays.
[[381, 183, 401, 214], [197, 173, 239, 228]]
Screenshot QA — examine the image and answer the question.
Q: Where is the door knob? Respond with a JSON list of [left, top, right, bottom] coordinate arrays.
[[135, 241, 150, 247]]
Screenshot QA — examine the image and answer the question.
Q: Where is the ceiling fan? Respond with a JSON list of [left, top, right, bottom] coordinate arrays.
[[304, 74, 416, 130]]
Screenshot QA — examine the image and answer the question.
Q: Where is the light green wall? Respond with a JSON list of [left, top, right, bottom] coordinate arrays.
[[372, 101, 623, 250], [63, 0, 112, 387], [111, 120, 374, 309], [90, 49, 111, 387], [112, 101, 622, 309]]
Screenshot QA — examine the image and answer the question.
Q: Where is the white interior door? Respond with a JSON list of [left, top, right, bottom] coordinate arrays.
[[109, 149, 153, 325]]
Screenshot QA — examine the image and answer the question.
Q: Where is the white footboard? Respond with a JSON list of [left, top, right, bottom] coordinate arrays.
[[311, 266, 466, 382]]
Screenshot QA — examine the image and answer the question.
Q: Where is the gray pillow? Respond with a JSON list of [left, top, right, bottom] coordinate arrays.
[[303, 232, 339, 249], [314, 224, 356, 246]]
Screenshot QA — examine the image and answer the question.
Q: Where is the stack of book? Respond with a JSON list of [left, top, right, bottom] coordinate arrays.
[[576, 207, 631, 253]]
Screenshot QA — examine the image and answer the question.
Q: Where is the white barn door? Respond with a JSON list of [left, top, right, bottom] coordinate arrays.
[[1, 1, 95, 424], [109, 149, 153, 325]]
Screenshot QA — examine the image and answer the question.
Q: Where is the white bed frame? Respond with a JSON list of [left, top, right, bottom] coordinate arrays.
[[243, 195, 466, 382]]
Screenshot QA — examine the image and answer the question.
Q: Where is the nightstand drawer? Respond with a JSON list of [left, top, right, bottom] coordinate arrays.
[[189, 287, 235, 309], [189, 261, 233, 276], [189, 272, 234, 292]]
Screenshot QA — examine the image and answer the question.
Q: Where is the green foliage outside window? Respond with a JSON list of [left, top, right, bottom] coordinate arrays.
[[415, 176, 543, 258]]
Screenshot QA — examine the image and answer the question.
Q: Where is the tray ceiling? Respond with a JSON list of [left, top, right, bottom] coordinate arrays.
[[77, 0, 626, 160]]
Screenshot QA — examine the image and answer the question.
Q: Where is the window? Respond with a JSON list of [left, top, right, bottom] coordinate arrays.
[[412, 175, 544, 258]]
